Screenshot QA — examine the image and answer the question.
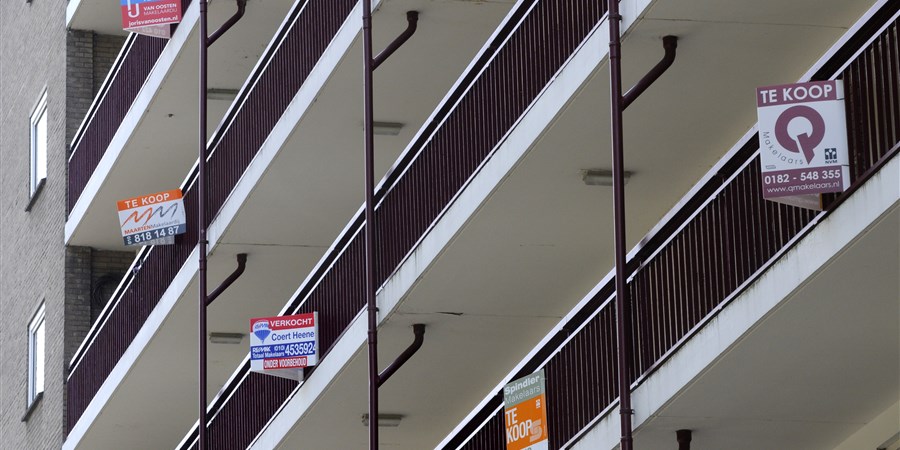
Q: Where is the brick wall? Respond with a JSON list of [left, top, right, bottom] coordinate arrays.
[[92, 34, 126, 98], [1, 0, 128, 445], [65, 31, 126, 152], [0, 0, 69, 446], [64, 247, 134, 367]]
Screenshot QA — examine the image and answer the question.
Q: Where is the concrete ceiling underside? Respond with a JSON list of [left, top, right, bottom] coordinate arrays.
[[258, 1, 880, 449], [66, 0, 296, 249], [631, 205, 899, 450], [68, 1, 517, 448], [66, 0, 881, 448]]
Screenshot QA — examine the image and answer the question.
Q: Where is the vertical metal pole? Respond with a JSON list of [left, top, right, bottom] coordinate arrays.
[[607, 1, 634, 449], [198, 0, 210, 448], [362, 0, 379, 449]]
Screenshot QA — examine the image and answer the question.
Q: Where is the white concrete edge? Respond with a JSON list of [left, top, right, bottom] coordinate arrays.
[[68, 35, 137, 158], [66, 1, 366, 444], [799, 0, 894, 81], [63, 247, 200, 450], [65, 0, 85, 30], [435, 0, 668, 443], [65, 2, 200, 244], [372, 0, 537, 199], [567, 156, 900, 450], [205, 0, 310, 146], [67, 245, 153, 372], [248, 308, 368, 449], [205, 0, 367, 249], [622, 0, 897, 265], [248, 1, 651, 447]]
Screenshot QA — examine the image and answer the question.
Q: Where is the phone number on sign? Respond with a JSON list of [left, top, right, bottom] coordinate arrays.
[[764, 168, 841, 185], [124, 225, 184, 245]]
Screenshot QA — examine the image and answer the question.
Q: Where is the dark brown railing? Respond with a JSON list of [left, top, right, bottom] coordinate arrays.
[[66, 1, 189, 214], [65, 0, 358, 433], [179, 1, 613, 448], [449, 10, 899, 450]]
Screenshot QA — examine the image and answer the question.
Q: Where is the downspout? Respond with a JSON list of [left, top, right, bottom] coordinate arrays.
[[606, 0, 634, 449], [198, 1, 210, 448], [199, 1, 247, 448], [361, 1, 378, 449]]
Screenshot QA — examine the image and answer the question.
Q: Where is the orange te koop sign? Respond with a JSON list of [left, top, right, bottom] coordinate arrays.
[[116, 189, 187, 246], [503, 370, 549, 450]]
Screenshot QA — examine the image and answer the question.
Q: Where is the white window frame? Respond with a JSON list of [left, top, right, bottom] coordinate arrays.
[[29, 90, 48, 200], [27, 302, 46, 408]]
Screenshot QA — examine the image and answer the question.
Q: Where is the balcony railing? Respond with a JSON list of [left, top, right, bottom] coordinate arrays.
[[178, 1, 613, 448], [65, 0, 358, 433], [448, 11, 899, 450], [66, 2, 189, 214]]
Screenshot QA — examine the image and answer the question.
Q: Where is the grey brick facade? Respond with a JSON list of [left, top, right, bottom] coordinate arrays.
[[0, 0, 69, 446], [1, 0, 128, 447]]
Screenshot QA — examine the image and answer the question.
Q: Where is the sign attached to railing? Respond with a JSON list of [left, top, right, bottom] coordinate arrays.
[[756, 80, 850, 210], [117, 189, 186, 246], [503, 370, 549, 450], [249, 312, 318, 381], [121, 0, 182, 38]]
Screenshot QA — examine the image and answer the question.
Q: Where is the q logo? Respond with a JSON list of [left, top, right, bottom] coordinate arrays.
[[253, 321, 271, 342], [774, 105, 825, 164]]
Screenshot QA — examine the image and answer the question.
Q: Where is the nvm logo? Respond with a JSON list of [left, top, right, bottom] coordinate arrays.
[[253, 321, 271, 342], [824, 147, 838, 162]]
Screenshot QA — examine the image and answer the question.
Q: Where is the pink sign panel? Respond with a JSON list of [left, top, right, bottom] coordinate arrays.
[[121, 0, 182, 31], [756, 80, 850, 208]]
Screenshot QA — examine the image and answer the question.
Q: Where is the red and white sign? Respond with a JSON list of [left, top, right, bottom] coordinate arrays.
[[117, 189, 186, 246], [121, 0, 181, 37], [756, 80, 850, 210], [249, 312, 318, 381]]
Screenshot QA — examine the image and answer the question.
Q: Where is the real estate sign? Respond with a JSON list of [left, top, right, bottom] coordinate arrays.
[[249, 312, 318, 381], [756, 80, 850, 210], [503, 370, 549, 450], [117, 189, 186, 246], [121, 0, 181, 38]]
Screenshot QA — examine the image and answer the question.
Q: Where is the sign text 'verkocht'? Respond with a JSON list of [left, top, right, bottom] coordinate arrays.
[[503, 370, 549, 450], [249, 312, 318, 381], [756, 80, 850, 210], [116, 189, 187, 246]]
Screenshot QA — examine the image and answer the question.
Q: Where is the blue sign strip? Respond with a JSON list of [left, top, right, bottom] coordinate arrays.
[[251, 341, 316, 360]]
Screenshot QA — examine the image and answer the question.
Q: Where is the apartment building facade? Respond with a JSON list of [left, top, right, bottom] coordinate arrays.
[[1, 0, 897, 449]]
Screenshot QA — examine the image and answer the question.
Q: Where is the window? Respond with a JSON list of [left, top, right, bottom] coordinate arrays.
[[27, 303, 46, 408], [29, 90, 48, 200]]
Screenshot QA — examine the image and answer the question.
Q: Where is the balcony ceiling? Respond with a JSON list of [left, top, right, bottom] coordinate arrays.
[[254, 0, 881, 448], [66, 0, 882, 447], [65, 0, 295, 250], [66, 0, 518, 448], [630, 205, 898, 450]]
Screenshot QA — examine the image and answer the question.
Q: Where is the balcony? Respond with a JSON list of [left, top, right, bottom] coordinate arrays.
[[65, 0, 295, 249], [64, 0, 518, 448], [172, 0, 884, 449], [446, 7, 899, 450]]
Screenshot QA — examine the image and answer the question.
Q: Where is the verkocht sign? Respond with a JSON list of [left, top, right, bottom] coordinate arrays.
[[117, 189, 186, 246], [756, 80, 850, 209], [249, 312, 318, 381], [121, 0, 182, 32], [503, 370, 549, 450]]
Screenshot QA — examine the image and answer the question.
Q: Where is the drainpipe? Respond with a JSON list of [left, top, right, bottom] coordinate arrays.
[[607, 0, 634, 449], [198, 1, 210, 448], [198, 1, 246, 448], [361, 0, 378, 449], [677, 429, 692, 450]]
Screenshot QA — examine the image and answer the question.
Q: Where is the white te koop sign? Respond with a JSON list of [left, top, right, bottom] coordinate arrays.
[[756, 80, 850, 210]]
